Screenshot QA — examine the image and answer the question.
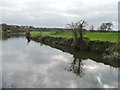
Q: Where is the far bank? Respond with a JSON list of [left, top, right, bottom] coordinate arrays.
[[30, 31, 119, 61]]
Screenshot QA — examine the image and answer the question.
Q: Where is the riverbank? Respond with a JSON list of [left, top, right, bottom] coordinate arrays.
[[30, 34, 120, 61], [30, 31, 119, 43], [30, 36, 120, 67]]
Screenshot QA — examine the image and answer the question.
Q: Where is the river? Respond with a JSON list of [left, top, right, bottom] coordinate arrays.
[[1, 36, 119, 88]]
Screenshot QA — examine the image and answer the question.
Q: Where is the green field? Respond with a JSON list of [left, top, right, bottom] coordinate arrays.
[[30, 31, 119, 43], [30, 31, 51, 37], [84, 32, 119, 43]]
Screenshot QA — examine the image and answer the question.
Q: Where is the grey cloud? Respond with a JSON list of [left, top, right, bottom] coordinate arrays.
[[0, 0, 118, 29]]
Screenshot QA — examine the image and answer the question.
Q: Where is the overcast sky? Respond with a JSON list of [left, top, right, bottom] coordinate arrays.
[[0, 0, 119, 30]]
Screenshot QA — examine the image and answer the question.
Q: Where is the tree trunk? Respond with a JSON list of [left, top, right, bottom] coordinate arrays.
[[80, 30, 83, 39], [79, 26, 83, 39]]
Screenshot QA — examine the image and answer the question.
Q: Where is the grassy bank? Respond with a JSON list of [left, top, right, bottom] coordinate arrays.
[[30, 31, 119, 43]]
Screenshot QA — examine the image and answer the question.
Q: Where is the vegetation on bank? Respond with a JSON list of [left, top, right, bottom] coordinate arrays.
[[30, 34, 119, 60], [30, 31, 119, 43]]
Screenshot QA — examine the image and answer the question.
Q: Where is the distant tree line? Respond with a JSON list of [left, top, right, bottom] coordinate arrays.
[[0, 23, 44, 34], [0, 23, 72, 34], [0, 21, 117, 34]]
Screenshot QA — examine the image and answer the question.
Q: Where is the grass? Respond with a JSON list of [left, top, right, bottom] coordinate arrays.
[[84, 32, 119, 43], [30, 31, 42, 37], [30, 31, 119, 43], [49, 32, 73, 38], [30, 31, 51, 37]]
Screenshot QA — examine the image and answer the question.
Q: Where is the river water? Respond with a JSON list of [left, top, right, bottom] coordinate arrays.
[[1, 37, 119, 88]]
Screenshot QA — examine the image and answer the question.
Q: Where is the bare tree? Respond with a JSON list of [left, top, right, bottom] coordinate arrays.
[[67, 22, 78, 39], [67, 20, 87, 39], [77, 20, 87, 39], [106, 22, 113, 31], [99, 22, 113, 31], [100, 23, 107, 31]]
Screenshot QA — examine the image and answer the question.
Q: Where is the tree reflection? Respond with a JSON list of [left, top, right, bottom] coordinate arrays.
[[65, 55, 85, 78], [26, 37, 30, 43]]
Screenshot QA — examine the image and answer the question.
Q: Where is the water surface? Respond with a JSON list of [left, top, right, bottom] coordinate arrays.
[[1, 37, 118, 88]]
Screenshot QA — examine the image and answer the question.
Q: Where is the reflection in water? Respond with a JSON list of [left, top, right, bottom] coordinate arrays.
[[1, 37, 119, 88], [2, 34, 25, 40], [65, 57, 84, 78], [26, 37, 30, 43], [26, 32, 30, 44]]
